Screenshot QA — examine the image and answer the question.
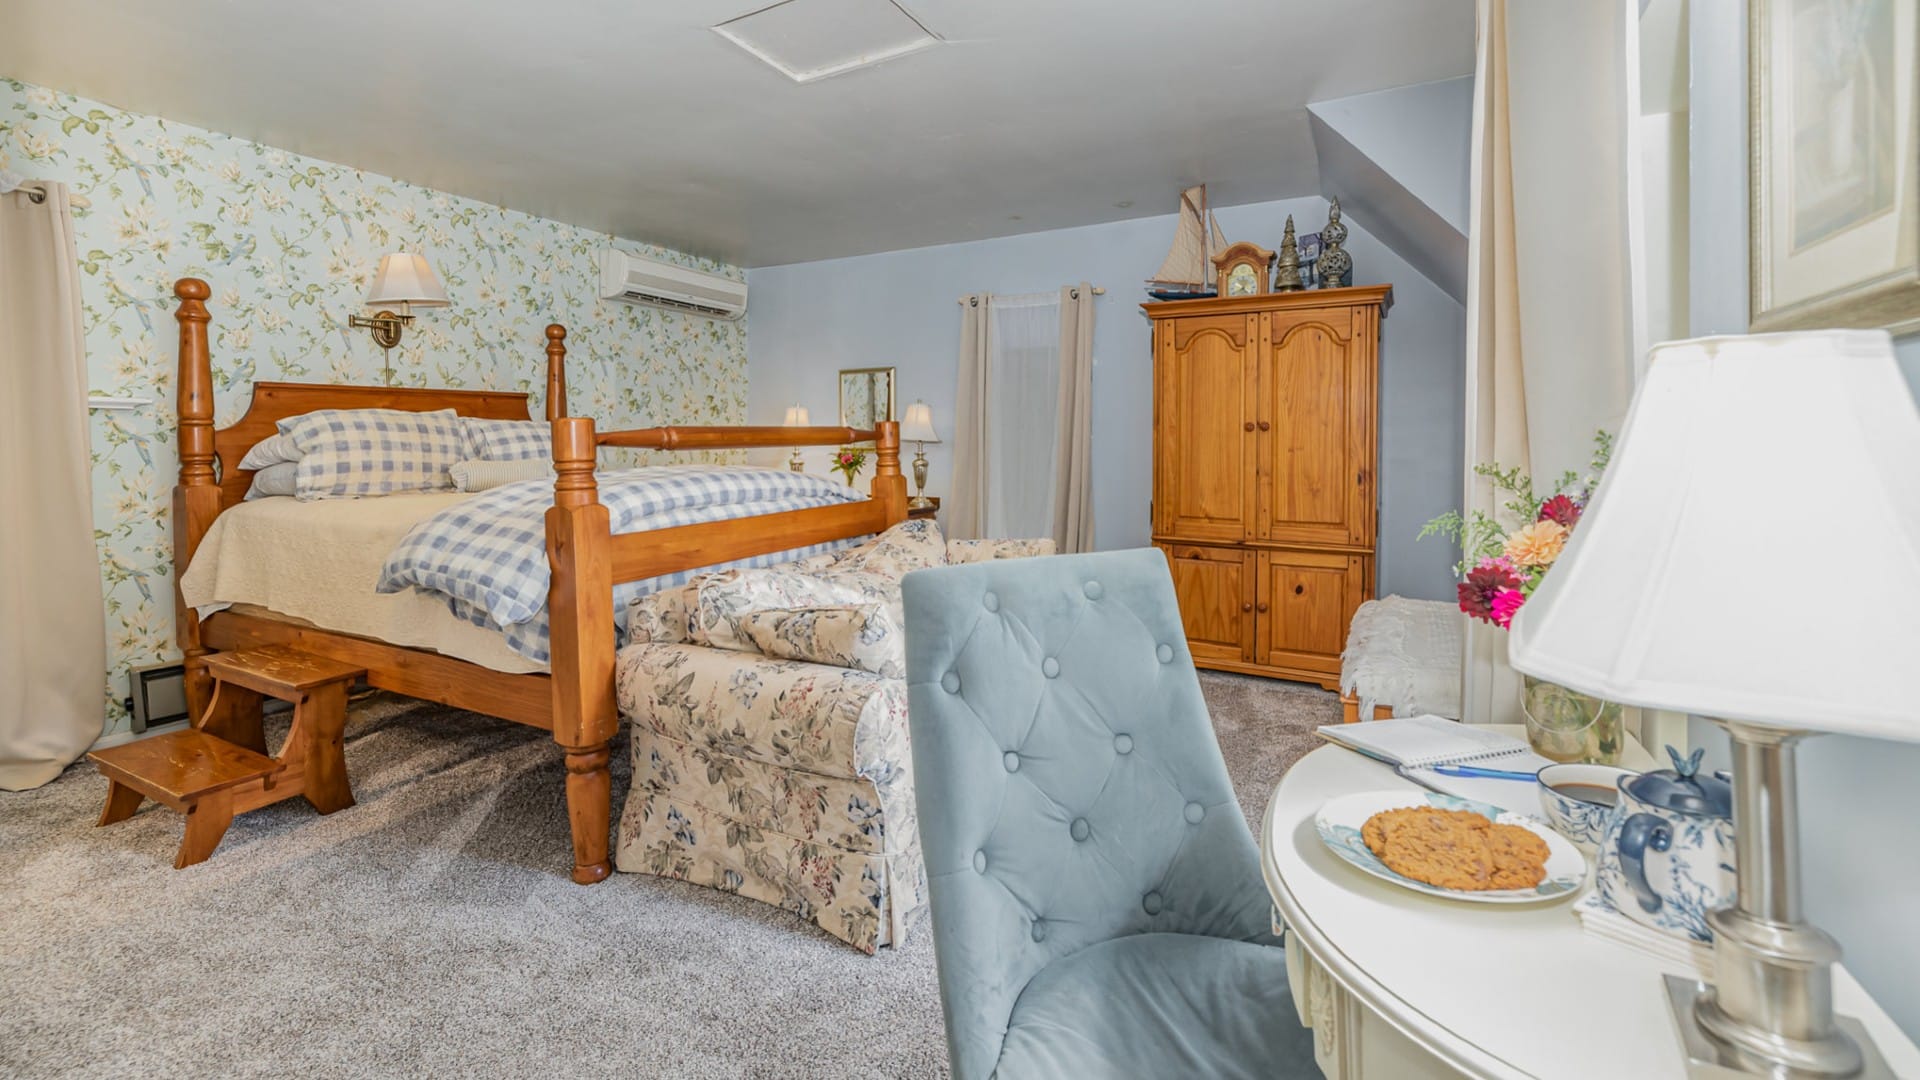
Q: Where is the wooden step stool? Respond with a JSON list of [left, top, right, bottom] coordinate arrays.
[[88, 645, 365, 868]]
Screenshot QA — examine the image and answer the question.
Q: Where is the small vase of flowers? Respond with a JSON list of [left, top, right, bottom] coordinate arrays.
[[1421, 432, 1624, 764], [831, 446, 870, 486]]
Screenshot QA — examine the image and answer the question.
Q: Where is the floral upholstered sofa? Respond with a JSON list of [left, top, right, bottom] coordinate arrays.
[[612, 520, 1054, 952]]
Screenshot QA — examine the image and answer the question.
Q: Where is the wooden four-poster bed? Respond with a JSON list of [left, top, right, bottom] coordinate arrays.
[[168, 277, 908, 883]]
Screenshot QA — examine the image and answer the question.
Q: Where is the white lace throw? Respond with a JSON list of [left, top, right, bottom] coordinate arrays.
[[1339, 595, 1464, 720]]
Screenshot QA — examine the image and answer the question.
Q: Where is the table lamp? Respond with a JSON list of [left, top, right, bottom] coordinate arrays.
[[782, 404, 809, 471], [899, 400, 941, 509], [1509, 330, 1917, 1078]]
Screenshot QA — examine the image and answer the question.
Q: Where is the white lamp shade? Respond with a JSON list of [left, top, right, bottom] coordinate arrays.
[[364, 253, 450, 308], [900, 400, 940, 443], [1508, 330, 1920, 741], [783, 404, 810, 426]]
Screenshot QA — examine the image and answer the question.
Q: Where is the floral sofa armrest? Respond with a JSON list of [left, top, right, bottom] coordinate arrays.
[[944, 538, 1057, 564]]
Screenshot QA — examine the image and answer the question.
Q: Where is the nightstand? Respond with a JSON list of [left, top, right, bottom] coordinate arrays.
[[907, 496, 940, 521]]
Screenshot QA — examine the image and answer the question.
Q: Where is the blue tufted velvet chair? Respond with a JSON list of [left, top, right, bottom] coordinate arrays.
[[902, 549, 1317, 1080]]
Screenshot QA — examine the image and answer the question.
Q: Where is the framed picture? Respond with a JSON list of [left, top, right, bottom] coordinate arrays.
[[1750, 0, 1920, 332], [837, 366, 895, 443]]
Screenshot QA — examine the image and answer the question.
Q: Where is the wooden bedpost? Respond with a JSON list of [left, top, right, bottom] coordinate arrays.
[[544, 323, 568, 421], [872, 420, 908, 525], [545, 416, 616, 884], [172, 279, 222, 722]]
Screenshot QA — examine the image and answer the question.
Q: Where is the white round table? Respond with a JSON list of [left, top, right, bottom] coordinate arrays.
[[1260, 730, 1920, 1080]]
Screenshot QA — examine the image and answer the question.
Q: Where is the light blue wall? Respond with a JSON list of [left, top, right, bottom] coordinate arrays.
[[747, 198, 1466, 601], [1687, 2, 1919, 1039]]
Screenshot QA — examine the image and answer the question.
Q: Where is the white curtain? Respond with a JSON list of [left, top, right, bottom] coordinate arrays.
[[1462, 0, 1643, 724], [1, 180, 105, 789], [950, 287, 1097, 549]]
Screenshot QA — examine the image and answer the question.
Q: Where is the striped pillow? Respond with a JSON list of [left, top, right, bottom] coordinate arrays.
[[461, 417, 551, 462], [281, 407, 466, 500]]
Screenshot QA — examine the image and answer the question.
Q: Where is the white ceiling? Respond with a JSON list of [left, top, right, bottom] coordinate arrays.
[[0, 0, 1473, 267]]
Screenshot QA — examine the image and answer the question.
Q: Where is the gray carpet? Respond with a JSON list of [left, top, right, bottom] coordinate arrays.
[[0, 671, 1335, 1079]]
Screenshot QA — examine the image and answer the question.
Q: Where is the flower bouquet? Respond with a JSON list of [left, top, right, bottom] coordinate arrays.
[[830, 446, 869, 486], [1420, 432, 1624, 763]]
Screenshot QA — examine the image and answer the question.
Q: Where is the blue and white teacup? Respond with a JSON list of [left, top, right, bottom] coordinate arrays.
[[1536, 763, 1637, 854]]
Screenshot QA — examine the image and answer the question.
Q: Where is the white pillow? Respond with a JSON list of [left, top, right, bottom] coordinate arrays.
[[243, 461, 298, 500], [449, 458, 555, 492], [237, 432, 302, 471]]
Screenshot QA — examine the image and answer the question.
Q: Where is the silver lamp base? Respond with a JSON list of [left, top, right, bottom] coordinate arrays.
[[1668, 719, 1897, 1079], [907, 444, 933, 509], [1666, 977, 1893, 1078]]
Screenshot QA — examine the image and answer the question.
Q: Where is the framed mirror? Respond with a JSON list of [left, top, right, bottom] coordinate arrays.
[[838, 366, 895, 442]]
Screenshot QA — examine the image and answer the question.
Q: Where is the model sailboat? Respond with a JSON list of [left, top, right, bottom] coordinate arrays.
[[1146, 185, 1228, 300]]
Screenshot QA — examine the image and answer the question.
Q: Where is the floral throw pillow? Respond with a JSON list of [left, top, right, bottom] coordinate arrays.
[[739, 604, 904, 678], [694, 567, 896, 652], [629, 584, 697, 645]]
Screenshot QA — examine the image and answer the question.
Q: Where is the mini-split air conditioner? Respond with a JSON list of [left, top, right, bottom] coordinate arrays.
[[597, 249, 747, 320]]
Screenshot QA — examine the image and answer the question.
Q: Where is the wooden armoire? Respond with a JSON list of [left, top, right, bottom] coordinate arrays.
[[1147, 285, 1392, 689]]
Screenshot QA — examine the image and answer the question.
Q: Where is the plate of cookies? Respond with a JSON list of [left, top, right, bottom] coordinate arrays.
[[1314, 790, 1585, 903]]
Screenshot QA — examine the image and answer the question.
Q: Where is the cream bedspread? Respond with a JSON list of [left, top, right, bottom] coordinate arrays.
[[178, 492, 544, 674]]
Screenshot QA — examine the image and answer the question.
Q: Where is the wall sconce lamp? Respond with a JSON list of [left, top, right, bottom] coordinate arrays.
[[782, 404, 810, 471], [350, 252, 450, 385], [899, 400, 941, 509]]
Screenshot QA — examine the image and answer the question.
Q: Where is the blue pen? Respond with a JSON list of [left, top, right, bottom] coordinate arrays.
[[1430, 764, 1539, 782]]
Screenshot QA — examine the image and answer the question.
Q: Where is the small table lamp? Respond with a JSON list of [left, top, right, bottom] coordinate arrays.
[[351, 252, 450, 385], [782, 404, 809, 471], [899, 400, 941, 510], [1510, 330, 1918, 1078]]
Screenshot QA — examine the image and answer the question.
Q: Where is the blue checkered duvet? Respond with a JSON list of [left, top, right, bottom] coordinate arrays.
[[377, 465, 868, 664]]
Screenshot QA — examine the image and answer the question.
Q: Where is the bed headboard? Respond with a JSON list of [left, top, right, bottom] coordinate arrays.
[[209, 382, 534, 510], [172, 278, 566, 513]]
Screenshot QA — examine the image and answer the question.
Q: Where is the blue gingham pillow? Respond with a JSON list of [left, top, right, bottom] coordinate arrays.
[[280, 407, 466, 500], [460, 417, 551, 462]]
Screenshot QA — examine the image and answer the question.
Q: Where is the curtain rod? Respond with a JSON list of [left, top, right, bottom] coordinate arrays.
[[956, 285, 1106, 306]]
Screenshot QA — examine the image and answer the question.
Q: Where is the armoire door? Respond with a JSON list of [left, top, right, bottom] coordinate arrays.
[[1159, 543, 1254, 664], [1254, 549, 1366, 678], [1255, 307, 1375, 548], [1154, 314, 1257, 543]]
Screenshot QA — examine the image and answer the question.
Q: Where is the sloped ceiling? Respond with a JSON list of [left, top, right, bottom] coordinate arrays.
[[0, 0, 1472, 266]]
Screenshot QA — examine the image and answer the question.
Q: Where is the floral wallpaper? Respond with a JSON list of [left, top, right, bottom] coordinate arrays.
[[1, 78, 749, 734]]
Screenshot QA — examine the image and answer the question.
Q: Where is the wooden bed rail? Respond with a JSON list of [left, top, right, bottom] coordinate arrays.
[[596, 424, 880, 450]]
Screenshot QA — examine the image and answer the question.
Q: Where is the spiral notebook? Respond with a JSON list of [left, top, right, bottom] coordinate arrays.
[[1314, 715, 1555, 809]]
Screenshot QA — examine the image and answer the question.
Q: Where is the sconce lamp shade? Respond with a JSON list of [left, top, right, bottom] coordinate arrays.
[[364, 253, 450, 308], [783, 404, 810, 427], [1508, 330, 1920, 742], [900, 400, 940, 443]]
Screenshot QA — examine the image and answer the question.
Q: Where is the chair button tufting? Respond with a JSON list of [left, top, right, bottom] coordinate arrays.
[[1070, 818, 1090, 842], [1003, 751, 1020, 773], [983, 591, 999, 612], [1113, 733, 1133, 754], [1142, 891, 1164, 916], [1184, 802, 1206, 824], [1042, 657, 1060, 678], [1031, 919, 1048, 943], [941, 671, 961, 693], [1156, 643, 1174, 663], [1083, 580, 1104, 600], [973, 850, 988, 873]]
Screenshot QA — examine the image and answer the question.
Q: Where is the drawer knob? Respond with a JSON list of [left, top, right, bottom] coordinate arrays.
[[1294, 584, 1305, 595], [1242, 602, 1252, 612], [1257, 602, 1270, 613], [1243, 421, 1254, 432], [1258, 420, 1271, 431]]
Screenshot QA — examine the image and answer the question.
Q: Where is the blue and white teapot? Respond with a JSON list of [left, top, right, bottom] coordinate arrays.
[[1595, 747, 1736, 942]]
